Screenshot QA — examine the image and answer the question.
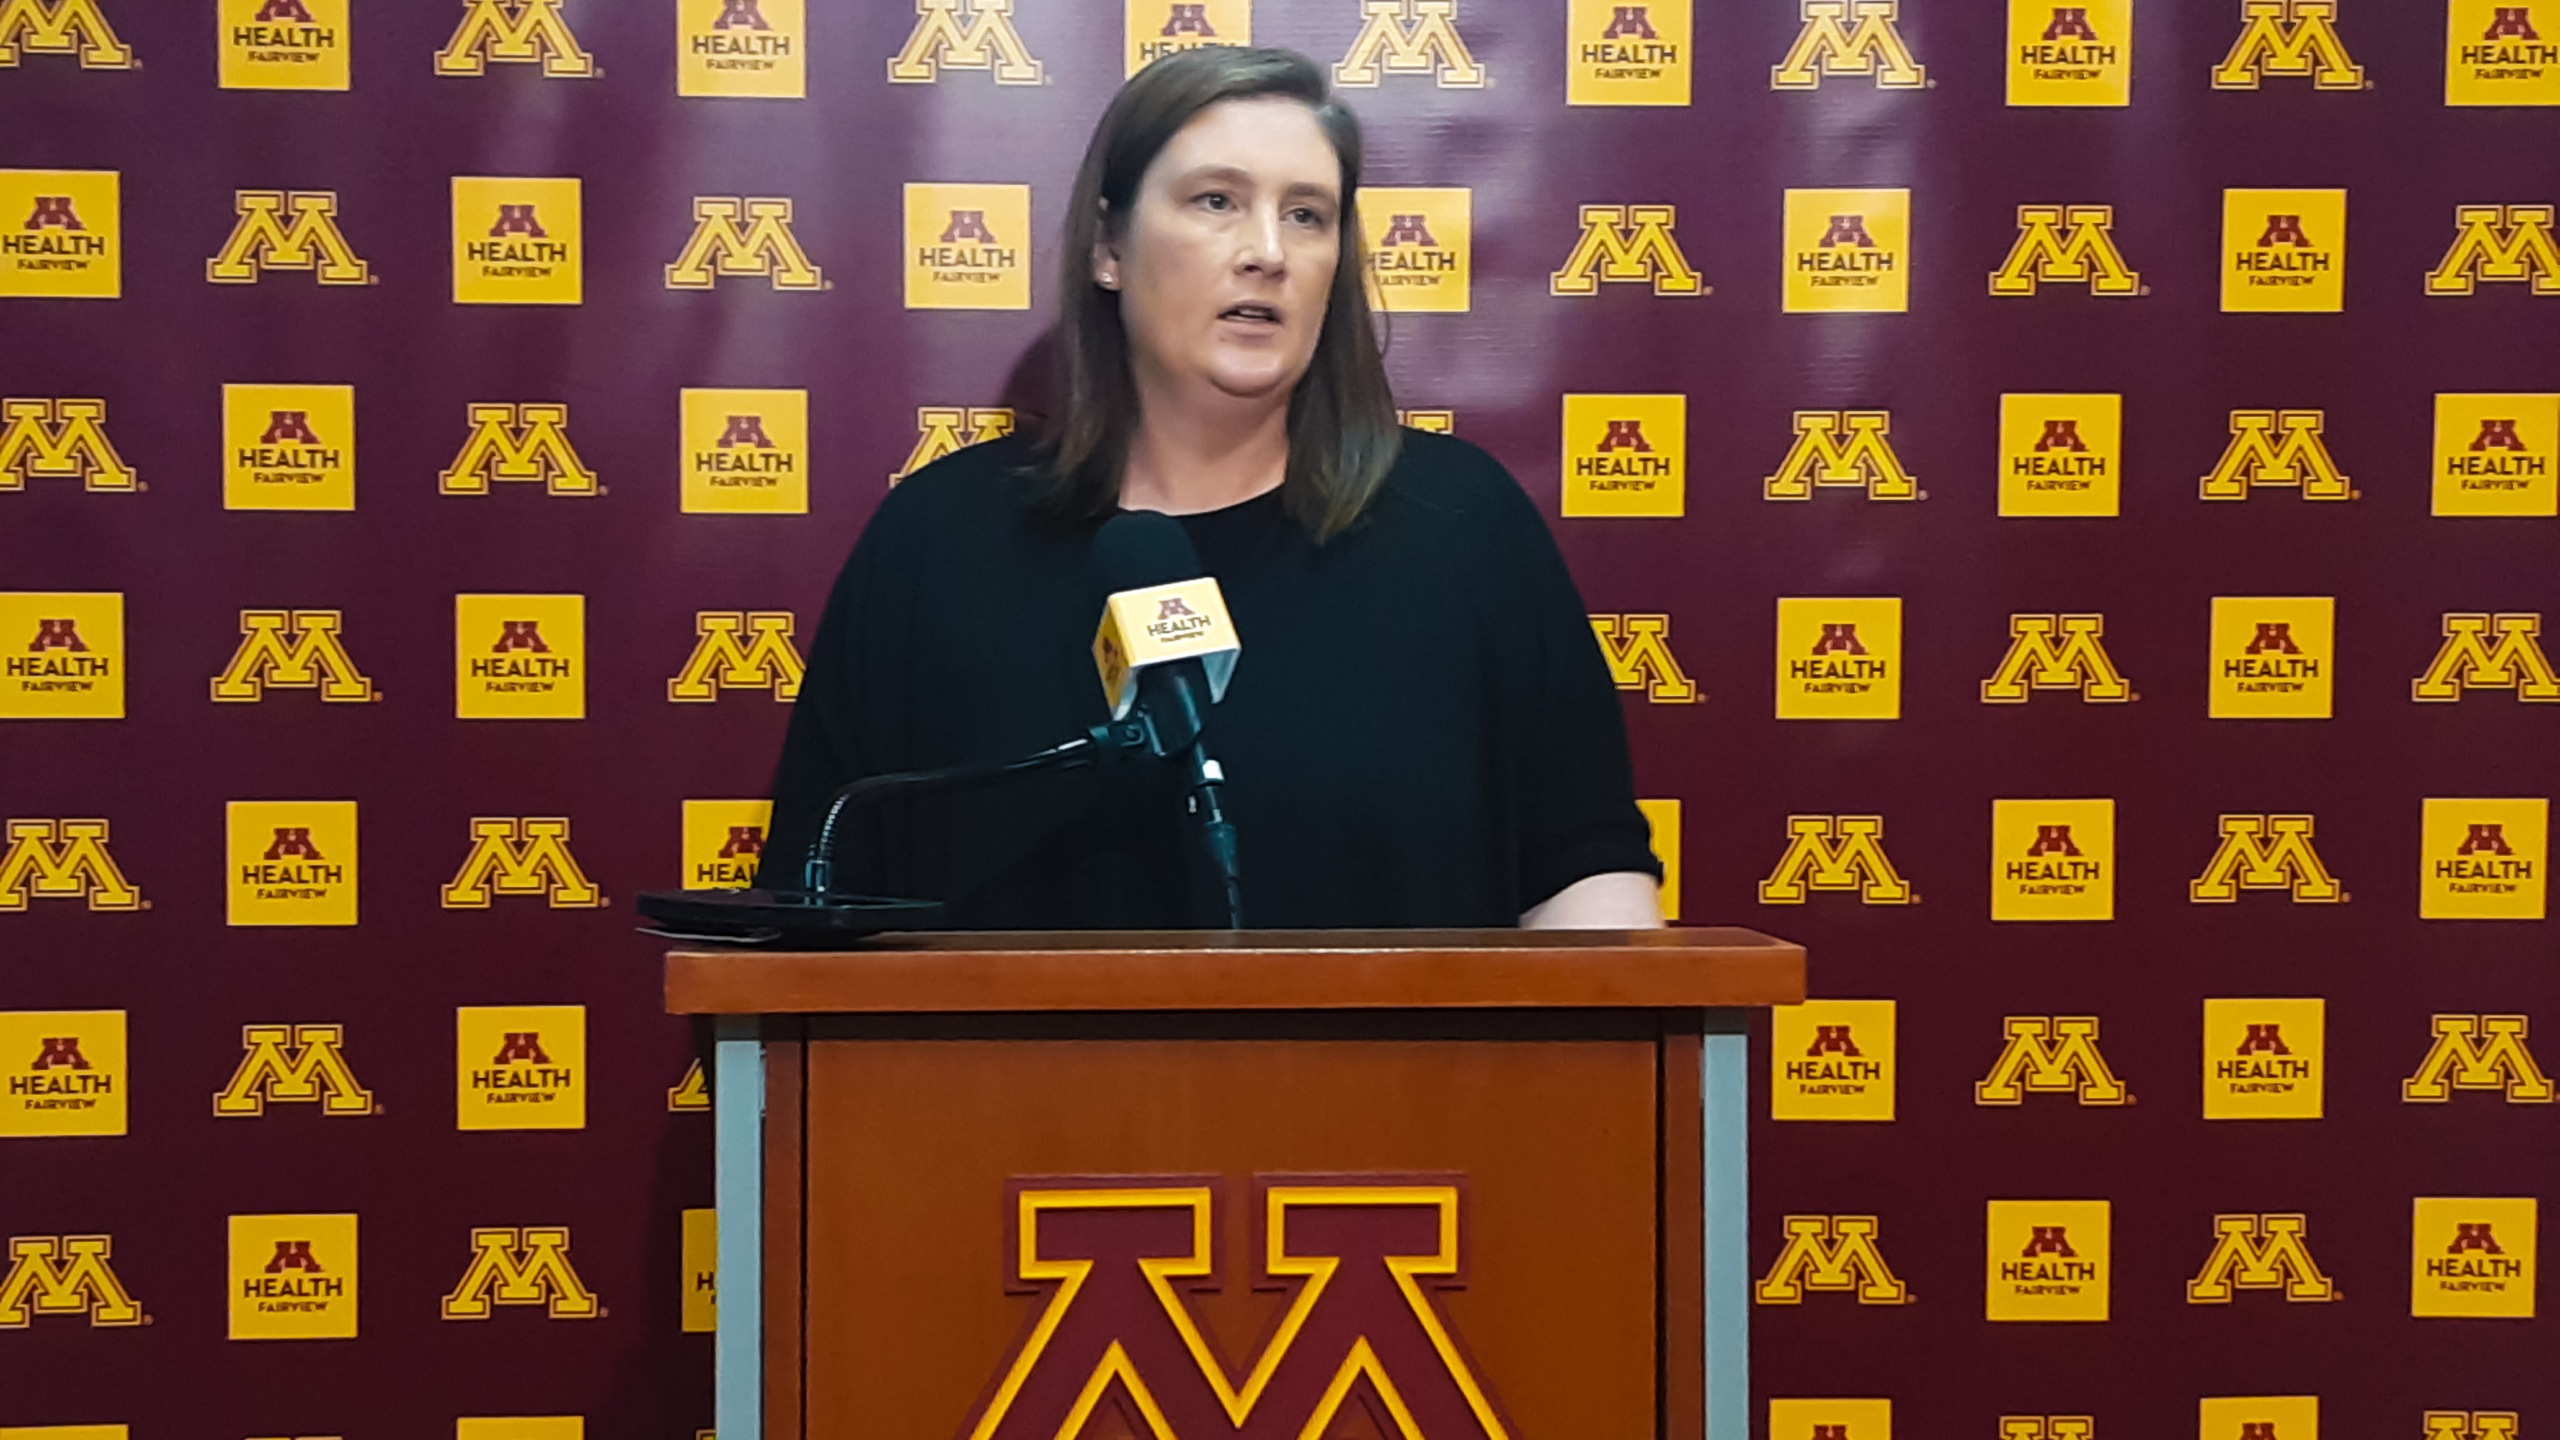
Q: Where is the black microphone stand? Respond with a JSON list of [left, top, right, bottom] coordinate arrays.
[[1181, 745, 1244, 929]]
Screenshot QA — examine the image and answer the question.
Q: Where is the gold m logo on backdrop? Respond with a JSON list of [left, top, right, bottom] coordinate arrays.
[[214, 1024, 377, 1117], [1589, 614, 1700, 702], [2000, 1422, 2095, 1440], [668, 1057, 710, 1111], [2190, 815, 2343, 903], [210, 610, 375, 702], [440, 818, 604, 909], [1549, 205, 1704, 296], [1975, 1016, 2131, 1105], [0, 819, 141, 912], [665, 197, 823, 290], [2200, 410, 2351, 500], [434, 0, 595, 77], [2412, 613, 2560, 701], [2425, 205, 2560, 296], [1334, 0, 1485, 87], [206, 191, 371, 285], [440, 1227, 600, 1318], [668, 612, 805, 702], [1771, 0, 1925, 89], [888, 0, 1042, 83], [0, 1236, 142, 1326], [1758, 815, 1914, 904], [2428, 1415, 2524, 1440], [1763, 411, 1917, 500], [1988, 205, 2140, 296], [2185, 1213, 2337, 1302], [1981, 615, 2131, 703], [894, 406, 1015, 482], [1754, 1215, 1912, 1304], [0, 397, 134, 492], [959, 1184, 1513, 1439], [0, 0, 133, 67], [441, 403, 598, 496], [2211, 0, 2362, 89], [2403, 1015, 2554, 1103]]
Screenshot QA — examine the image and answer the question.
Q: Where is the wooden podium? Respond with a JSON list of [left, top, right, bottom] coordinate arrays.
[[665, 928, 1803, 1440]]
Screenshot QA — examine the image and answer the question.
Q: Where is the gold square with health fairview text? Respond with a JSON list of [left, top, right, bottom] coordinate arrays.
[[1769, 1400, 1890, 1439], [2221, 188, 2346, 313], [228, 1211, 357, 1339], [684, 799, 773, 888], [456, 1005, 586, 1131], [2007, 0, 2131, 105], [2209, 596, 2332, 719], [1126, 0, 1250, 77], [2421, 797, 2546, 920], [1363, 187, 1471, 313], [2447, 0, 2560, 106], [1991, 798, 2114, 921], [224, 383, 355, 510], [227, 800, 357, 927], [1567, 0, 1691, 106], [219, 0, 350, 90], [1561, 393, 1685, 517], [682, 1207, 717, 1331], [1986, 1198, 2110, 1321], [678, 0, 804, 98], [2433, 392, 2558, 516], [457, 1422, 582, 1440], [2202, 997, 2325, 1120], [1637, 797, 1680, 920], [2412, 1196, 2537, 1318], [455, 593, 584, 720], [905, 183, 1031, 310], [0, 590, 122, 720], [1771, 998, 1895, 1121], [1783, 188, 1910, 313], [1776, 596, 1901, 719], [2200, 1398, 2317, 1440], [1999, 393, 2120, 516], [0, 1009, 126, 1137], [452, 176, 583, 306], [681, 388, 807, 513], [0, 170, 120, 299]]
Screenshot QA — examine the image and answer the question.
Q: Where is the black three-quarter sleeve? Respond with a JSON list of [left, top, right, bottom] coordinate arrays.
[[1475, 451, 1666, 911]]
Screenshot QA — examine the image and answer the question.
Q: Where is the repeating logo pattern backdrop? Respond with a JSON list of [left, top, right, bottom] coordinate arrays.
[[2, 0, 2552, 1435]]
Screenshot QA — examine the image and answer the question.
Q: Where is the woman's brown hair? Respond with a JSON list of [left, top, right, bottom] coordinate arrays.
[[1041, 46, 1399, 542]]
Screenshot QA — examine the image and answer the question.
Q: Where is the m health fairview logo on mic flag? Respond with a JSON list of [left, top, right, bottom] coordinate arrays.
[[1093, 579, 1239, 720]]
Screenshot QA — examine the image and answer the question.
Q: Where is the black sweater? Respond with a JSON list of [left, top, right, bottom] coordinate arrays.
[[758, 428, 1660, 929]]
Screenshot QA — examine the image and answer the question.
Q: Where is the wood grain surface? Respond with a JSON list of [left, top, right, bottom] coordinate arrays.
[[666, 927, 1805, 1015]]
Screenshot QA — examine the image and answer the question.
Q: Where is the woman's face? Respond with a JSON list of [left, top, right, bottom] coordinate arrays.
[[1101, 96, 1344, 408]]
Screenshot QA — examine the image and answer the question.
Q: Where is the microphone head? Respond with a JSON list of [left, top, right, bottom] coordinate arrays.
[[1092, 510, 1203, 595]]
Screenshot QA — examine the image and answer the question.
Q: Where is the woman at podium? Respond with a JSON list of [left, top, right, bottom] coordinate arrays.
[[760, 47, 1662, 931]]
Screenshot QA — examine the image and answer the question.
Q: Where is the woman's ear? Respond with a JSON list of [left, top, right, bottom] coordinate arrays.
[[1091, 197, 1123, 290]]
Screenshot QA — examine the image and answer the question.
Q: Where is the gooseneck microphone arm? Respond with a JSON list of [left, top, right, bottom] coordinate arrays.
[[800, 719, 1150, 896]]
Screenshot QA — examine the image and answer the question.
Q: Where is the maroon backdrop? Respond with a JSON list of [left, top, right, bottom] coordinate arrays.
[[3, 0, 2553, 1436]]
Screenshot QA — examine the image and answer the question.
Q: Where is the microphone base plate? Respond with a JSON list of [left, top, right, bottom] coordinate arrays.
[[634, 888, 946, 948]]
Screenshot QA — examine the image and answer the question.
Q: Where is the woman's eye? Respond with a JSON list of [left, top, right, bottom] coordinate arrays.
[[1198, 192, 1231, 211]]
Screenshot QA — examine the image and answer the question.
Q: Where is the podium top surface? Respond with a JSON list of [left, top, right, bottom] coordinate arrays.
[[663, 926, 1805, 1016]]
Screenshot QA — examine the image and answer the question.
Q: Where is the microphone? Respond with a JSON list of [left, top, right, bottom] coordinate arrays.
[[629, 515, 1250, 945], [1089, 512, 1241, 755], [1090, 512, 1245, 927]]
